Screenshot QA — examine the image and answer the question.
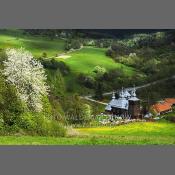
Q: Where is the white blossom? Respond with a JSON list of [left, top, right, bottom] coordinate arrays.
[[3, 48, 49, 112]]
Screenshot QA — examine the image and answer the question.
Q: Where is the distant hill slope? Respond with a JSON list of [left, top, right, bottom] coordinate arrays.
[[0, 29, 65, 57]]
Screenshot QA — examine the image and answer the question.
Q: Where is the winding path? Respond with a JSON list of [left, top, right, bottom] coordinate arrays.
[[81, 75, 175, 105]]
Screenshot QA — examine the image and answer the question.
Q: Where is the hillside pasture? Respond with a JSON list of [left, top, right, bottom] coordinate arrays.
[[0, 33, 65, 57], [63, 47, 135, 76]]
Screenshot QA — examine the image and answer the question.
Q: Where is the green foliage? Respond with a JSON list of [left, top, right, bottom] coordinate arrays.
[[77, 73, 95, 89], [42, 52, 47, 58], [94, 81, 104, 100], [94, 39, 112, 48], [17, 112, 37, 131], [17, 112, 66, 137], [41, 58, 70, 75], [41, 96, 52, 119], [0, 49, 7, 68], [0, 73, 24, 126], [141, 58, 160, 75], [93, 65, 106, 79], [65, 39, 81, 50], [65, 94, 92, 124], [34, 115, 66, 137], [49, 96, 65, 122], [46, 69, 66, 97]]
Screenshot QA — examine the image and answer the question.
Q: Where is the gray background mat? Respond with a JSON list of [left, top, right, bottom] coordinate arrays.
[[0, 0, 175, 28]]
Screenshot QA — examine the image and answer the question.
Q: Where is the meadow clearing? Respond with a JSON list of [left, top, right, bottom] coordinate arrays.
[[0, 121, 174, 145]]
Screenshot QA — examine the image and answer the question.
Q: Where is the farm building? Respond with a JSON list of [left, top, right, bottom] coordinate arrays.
[[151, 98, 175, 116], [105, 87, 142, 119]]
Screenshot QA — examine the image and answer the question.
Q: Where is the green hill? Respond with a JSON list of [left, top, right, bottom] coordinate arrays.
[[0, 30, 65, 57], [63, 47, 134, 76]]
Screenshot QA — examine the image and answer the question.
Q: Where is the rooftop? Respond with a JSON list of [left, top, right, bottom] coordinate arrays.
[[151, 98, 175, 114], [152, 102, 172, 114], [164, 98, 175, 105], [105, 87, 139, 111]]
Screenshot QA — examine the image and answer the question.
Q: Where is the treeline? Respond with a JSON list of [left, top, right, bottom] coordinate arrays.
[[106, 31, 175, 81]]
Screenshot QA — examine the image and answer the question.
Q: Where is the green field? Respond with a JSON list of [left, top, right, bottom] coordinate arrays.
[[63, 47, 134, 76], [0, 31, 65, 57], [0, 122, 175, 145]]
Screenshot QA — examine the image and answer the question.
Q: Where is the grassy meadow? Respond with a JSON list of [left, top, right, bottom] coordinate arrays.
[[0, 121, 175, 145], [0, 30, 65, 57], [63, 47, 134, 76]]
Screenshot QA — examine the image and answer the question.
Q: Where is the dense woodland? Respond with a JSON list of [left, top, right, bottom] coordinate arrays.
[[0, 29, 175, 138]]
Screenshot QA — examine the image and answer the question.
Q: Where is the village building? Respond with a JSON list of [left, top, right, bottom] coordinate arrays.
[[105, 87, 142, 119], [164, 98, 175, 107], [151, 98, 175, 116]]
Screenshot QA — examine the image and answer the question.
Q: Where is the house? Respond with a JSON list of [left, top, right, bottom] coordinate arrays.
[[151, 102, 172, 116], [151, 98, 175, 116], [164, 98, 175, 107], [105, 87, 142, 119]]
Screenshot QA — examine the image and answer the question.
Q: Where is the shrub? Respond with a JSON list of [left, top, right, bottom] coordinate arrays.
[[65, 39, 81, 50], [77, 73, 95, 89], [0, 73, 24, 126], [35, 115, 66, 137], [93, 66, 106, 79], [41, 58, 70, 75], [65, 94, 92, 124], [17, 112, 37, 131], [46, 69, 66, 97], [17, 112, 66, 137], [42, 52, 47, 58], [0, 117, 4, 130]]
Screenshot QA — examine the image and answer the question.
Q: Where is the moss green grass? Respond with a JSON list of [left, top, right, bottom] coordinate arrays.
[[63, 47, 134, 76], [0, 32, 65, 57], [0, 122, 174, 145]]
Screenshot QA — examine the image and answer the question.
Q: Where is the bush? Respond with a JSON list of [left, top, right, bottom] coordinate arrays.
[[0, 73, 24, 126], [93, 66, 106, 79], [77, 73, 95, 89], [42, 52, 47, 58], [65, 94, 92, 124], [17, 112, 37, 131], [17, 112, 66, 137], [35, 115, 66, 137], [0, 117, 4, 130], [103, 69, 123, 82], [41, 58, 70, 75], [65, 39, 81, 50]]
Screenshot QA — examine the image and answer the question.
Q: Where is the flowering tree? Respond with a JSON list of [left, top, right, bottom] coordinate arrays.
[[3, 48, 49, 112]]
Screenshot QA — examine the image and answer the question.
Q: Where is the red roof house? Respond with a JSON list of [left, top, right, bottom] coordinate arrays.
[[164, 98, 175, 106], [152, 102, 172, 115]]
